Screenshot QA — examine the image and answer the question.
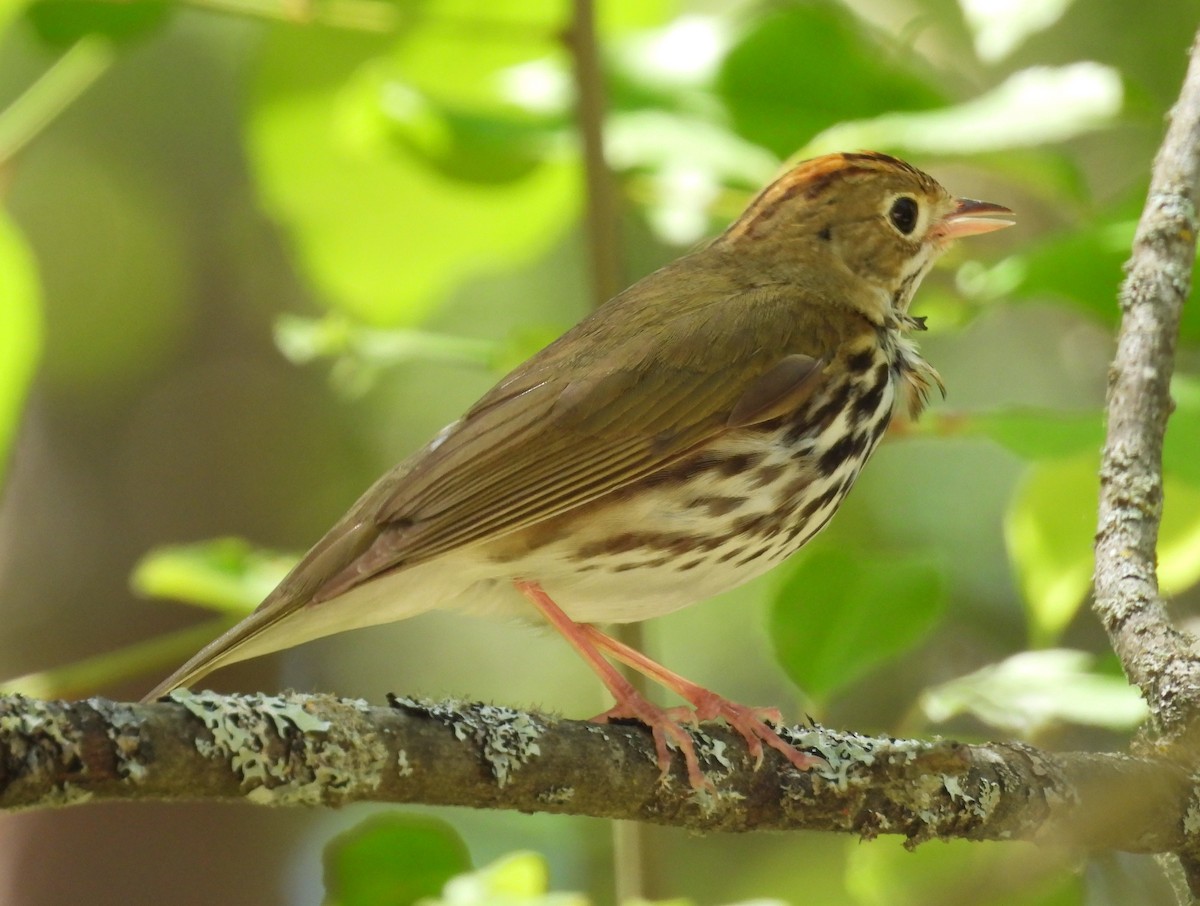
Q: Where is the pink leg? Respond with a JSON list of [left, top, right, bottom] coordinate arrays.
[[578, 624, 823, 773], [515, 580, 711, 789]]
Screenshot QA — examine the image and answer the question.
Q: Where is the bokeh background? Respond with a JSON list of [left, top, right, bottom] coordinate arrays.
[[1, 0, 1199, 903]]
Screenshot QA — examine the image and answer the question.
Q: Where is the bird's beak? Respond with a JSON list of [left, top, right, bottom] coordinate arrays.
[[933, 198, 1015, 241]]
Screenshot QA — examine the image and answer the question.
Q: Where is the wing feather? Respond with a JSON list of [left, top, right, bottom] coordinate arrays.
[[314, 276, 856, 600]]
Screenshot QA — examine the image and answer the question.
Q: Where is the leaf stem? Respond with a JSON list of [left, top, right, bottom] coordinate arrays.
[[0, 36, 116, 168]]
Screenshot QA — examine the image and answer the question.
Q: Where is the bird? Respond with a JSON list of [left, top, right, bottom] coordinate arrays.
[[144, 151, 1013, 788]]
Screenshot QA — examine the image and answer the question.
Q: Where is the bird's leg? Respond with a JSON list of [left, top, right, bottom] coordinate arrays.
[[514, 579, 711, 789], [579, 624, 823, 774]]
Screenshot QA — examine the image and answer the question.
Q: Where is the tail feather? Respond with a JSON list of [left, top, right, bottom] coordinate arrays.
[[141, 462, 408, 701], [140, 603, 298, 701]]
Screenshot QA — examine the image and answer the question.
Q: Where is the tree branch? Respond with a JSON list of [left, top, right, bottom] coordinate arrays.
[[564, 0, 622, 307], [0, 691, 1189, 852], [1091, 26, 1200, 899], [1093, 28, 1200, 750]]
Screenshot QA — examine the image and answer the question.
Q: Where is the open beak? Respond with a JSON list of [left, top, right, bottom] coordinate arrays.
[[933, 198, 1015, 242]]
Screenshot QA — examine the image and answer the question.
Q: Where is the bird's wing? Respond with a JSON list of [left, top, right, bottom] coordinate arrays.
[[315, 276, 847, 597]]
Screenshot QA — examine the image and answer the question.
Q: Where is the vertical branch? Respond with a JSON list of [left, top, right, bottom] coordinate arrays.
[[567, 0, 623, 305], [563, 2, 656, 901], [1093, 27, 1200, 743], [1092, 25, 1200, 897]]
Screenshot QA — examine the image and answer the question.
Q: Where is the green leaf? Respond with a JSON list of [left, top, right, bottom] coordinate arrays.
[[1005, 214, 1134, 325], [606, 110, 780, 244], [1165, 375, 1200, 486], [969, 409, 1104, 461], [424, 851, 592, 906], [806, 63, 1122, 157], [1005, 454, 1200, 645], [0, 619, 230, 699], [769, 547, 946, 703], [0, 0, 26, 34], [131, 538, 295, 615], [247, 12, 578, 327], [379, 87, 561, 185], [1005, 455, 1099, 645], [847, 835, 1083, 906], [323, 814, 471, 906], [717, 5, 943, 158], [920, 649, 1146, 735], [274, 312, 499, 395], [1002, 204, 1200, 343], [25, 0, 172, 46], [959, 0, 1078, 63], [0, 211, 42, 489]]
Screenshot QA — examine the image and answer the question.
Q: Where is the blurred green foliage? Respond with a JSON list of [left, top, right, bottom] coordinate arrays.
[[323, 814, 472, 906], [770, 546, 946, 705], [0, 211, 40, 489], [1, 0, 1197, 903]]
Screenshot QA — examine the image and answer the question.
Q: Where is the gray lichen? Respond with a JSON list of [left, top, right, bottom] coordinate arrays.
[[0, 695, 93, 809], [778, 723, 923, 791], [172, 690, 386, 806], [90, 698, 150, 782], [392, 696, 545, 787]]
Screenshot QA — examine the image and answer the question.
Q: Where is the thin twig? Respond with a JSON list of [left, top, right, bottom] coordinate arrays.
[[566, 0, 623, 306], [1093, 28, 1200, 748]]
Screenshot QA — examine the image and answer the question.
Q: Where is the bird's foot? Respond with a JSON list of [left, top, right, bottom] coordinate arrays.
[[592, 696, 712, 791], [578, 623, 823, 775], [687, 690, 822, 773]]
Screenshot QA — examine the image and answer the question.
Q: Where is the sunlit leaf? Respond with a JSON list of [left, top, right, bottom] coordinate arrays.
[[920, 649, 1146, 735], [0, 211, 42, 489], [847, 835, 1083, 906], [380, 85, 562, 185], [0, 0, 26, 34], [248, 14, 578, 327], [131, 537, 296, 615], [613, 14, 731, 91], [275, 312, 498, 395], [1005, 455, 1099, 645], [1164, 375, 1200, 486], [770, 547, 946, 703], [806, 64, 1122, 157], [422, 851, 591, 906], [1005, 454, 1200, 645], [959, 0, 1078, 63], [323, 814, 471, 906], [606, 110, 779, 243], [716, 4, 944, 158]]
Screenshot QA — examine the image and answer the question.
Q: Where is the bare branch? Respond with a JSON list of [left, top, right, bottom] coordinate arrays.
[[563, 0, 623, 306], [1094, 29, 1200, 749], [0, 691, 1189, 853]]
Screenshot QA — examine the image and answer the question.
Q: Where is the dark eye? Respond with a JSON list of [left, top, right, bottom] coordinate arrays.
[[888, 196, 918, 235]]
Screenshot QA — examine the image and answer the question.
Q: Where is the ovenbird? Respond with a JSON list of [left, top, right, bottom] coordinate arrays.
[[146, 152, 1012, 788]]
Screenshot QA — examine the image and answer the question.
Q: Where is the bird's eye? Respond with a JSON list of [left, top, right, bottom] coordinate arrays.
[[888, 196, 919, 235]]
